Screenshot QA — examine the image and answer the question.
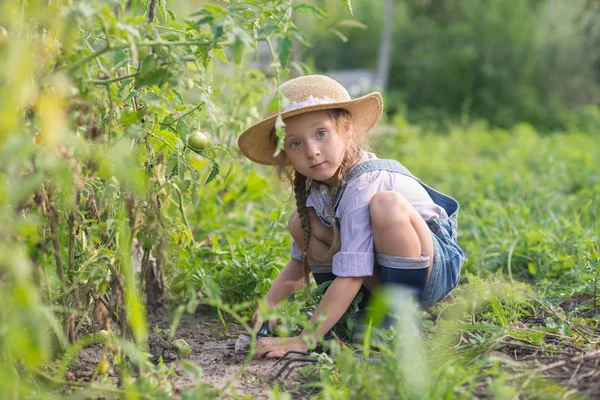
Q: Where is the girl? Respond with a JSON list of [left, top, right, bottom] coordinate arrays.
[[237, 75, 464, 358]]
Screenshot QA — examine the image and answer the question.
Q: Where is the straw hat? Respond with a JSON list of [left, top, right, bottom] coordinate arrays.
[[238, 75, 383, 165]]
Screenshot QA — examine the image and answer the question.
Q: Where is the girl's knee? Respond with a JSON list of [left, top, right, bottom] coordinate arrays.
[[370, 192, 412, 228]]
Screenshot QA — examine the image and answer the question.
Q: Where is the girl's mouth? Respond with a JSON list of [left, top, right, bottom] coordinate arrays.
[[311, 162, 326, 169]]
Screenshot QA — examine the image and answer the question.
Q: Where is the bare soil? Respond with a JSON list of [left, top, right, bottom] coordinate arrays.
[[66, 306, 308, 399], [63, 296, 600, 399], [157, 309, 303, 398], [497, 296, 600, 400]]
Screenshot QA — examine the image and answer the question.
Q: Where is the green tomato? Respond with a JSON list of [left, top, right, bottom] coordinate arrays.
[[137, 45, 150, 61], [187, 131, 209, 152], [0, 27, 7, 41], [171, 339, 191, 357], [122, 106, 135, 115], [97, 330, 110, 341], [184, 79, 195, 90], [120, 106, 138, 125]]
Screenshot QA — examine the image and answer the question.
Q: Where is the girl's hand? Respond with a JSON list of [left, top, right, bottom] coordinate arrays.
[[256, 336, 308, 359]]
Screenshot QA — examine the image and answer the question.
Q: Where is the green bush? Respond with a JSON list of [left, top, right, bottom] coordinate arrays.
[[300, 0, 600, 131]]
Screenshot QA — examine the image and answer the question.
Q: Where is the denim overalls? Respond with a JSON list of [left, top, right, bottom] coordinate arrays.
[[308, 159, 464, 311]]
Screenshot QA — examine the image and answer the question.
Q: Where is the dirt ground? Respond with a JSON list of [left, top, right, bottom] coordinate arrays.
[[66, 306, 308, 399], [155, 308, 304, 398], [65, 299, 600, 399]]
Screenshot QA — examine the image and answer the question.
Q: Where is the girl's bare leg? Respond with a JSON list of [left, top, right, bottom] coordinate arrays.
[[369, 191, 435, 285]]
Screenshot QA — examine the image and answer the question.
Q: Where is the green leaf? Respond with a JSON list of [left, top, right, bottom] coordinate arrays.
[[293, 3, 327, 19], [181, 179, 191, 193], [180, 359, 204, 380], [277, 35, 293, 68], [231, 38, 245, 65], [205, 162, 220, 186], [136, 69, 169, 87], [329, 28, 348, 43], [528, 262, 537, 275], [119, 109, 140, 126], [162, 32, 180, 41], [190, 8, 210, 17], [139, 92, 162, 107], [191, 170, 201, 183], [346, 317, 355, 331], [203, 4, 227, 16], [178, 156, 186, 181], [230, 28, 253, 65], [166, 152, 178, 178], [176, 119, 190, 138], [38, 306, 68, 350], [191, 183, 200, 206], [338, 19, 367, 29], [136, 54, 169, 87], [159, 0, 168, 21], [195, 16, 214, 25], [341, 0, 353, 15], [114, 48, 128, 66], [545, 317, 557, 329], [212, 48, 229, 64], [289, 27, 312, 47], [139, 54, 158, 75], [172, 89, 184, 104], [266, 92, 280, 112]]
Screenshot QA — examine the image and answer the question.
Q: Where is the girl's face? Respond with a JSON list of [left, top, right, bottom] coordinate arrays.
[[282, 110, 346, 185]]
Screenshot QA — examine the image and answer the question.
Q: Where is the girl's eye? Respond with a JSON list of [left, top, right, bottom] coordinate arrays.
[[290, 140, 301, 148], [317, 130, 326, 138]]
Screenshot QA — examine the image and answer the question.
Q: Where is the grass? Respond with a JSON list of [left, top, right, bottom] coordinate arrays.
[[4, 122, 598, 399], [200, 122, 600, 399]]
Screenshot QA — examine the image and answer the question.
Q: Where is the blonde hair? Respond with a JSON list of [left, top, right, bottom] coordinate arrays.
[[273, 109, 369, 293]]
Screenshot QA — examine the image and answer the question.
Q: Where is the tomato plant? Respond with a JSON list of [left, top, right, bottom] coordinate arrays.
[[0, 0, 338, 396]]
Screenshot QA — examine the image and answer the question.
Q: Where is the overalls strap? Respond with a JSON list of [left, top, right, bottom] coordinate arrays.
[[333, 159, 415, 211], [319, 158, 460, 242]]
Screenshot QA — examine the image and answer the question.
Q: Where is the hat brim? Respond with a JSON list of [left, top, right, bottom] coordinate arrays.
[[238, 92, 383, 165]]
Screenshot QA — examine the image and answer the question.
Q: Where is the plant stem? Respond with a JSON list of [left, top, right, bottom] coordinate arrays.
[[148, 0, 157, 24], [88, 72, 139, 85], [67, 40, 210, 73], [159, 103, 204, 127], [172, 184, 195, 246], [148, 131, 177, 152]]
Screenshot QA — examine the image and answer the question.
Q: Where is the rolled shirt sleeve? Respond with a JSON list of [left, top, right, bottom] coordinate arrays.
[[332, 203, 375, 277]]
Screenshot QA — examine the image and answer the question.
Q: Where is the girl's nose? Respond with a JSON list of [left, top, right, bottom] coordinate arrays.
[[306, 141, 320, 158]]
